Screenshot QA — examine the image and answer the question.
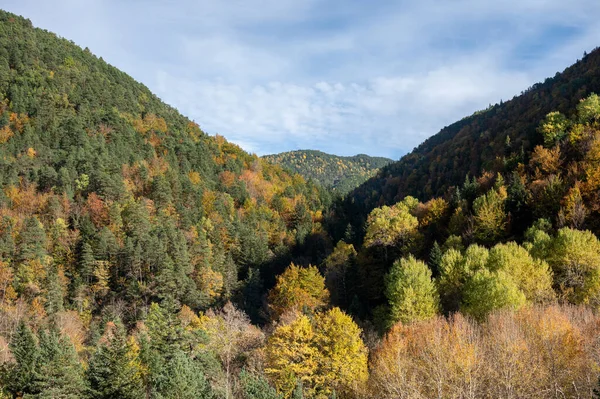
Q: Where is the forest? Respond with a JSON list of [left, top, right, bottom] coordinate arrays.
[[263, 150, 392, 195], [2, 8, 600, 399]]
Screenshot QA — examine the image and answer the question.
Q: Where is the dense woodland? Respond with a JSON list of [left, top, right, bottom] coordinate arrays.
[[263, 150, 392, 195], [3, 9, 600, 399]]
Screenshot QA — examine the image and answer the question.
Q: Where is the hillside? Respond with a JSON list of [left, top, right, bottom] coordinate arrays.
[[0, 10, 333, 328], [3, 8, 600, 399], [341, 47, 600, 228], [263, 150, 392, 194]]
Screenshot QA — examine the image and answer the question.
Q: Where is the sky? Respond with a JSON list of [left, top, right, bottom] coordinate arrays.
[[2, 1, 600, 159]]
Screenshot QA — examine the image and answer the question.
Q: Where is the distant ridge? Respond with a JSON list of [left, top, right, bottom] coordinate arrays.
[[263, 149, 392, 194]]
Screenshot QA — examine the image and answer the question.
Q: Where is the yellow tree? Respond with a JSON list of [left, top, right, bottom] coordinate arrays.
[[364, 198, 419, 251], [472, 185, 507, 244], [265, 308, 368, 399], [313, 308, 368, 397], [265, 313, 319, 398], [268, 263, 329, 320]]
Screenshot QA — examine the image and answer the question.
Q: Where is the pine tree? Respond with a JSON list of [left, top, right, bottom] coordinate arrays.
[[239, 369, 281, 399], [45, 263, 64, 315], [30, 329, 86, 398], [79, 241, 95, 285], [6, 321, 38, 396], [155, 351, 213, 399], [429, 241, 443, 276], [292, 380, 304, 399], [87, 320, 144, 399], [17, 216, 47, 262]]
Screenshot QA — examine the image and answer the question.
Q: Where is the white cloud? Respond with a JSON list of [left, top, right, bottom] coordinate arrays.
[[2, 0, 599, 158]]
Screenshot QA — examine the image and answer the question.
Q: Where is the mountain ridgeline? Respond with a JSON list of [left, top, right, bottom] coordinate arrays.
[[4, 8, 600, 399], [340, 47, 600, 231], [263, 150, 392, 194]]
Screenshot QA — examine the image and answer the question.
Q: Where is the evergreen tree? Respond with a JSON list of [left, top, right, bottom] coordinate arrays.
[[239, 369, 281, 399], [87, 320, 144, 399], [78, 241, 95, 285], [292, 380, 304, 399], [45, 263, 64, 315], [6, 322, 38, 397], [429, 241, 443, 277], [155, 351, 213, 399], [30, 329, 86, 398]]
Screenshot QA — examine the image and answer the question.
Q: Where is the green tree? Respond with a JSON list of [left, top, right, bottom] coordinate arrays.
[[30, 329, 86, 398], [462, 269, 526, 320], [538, 111, 569, 146], [385, 256, 439, 325], [546, 227, 600, 305], [577, 93, 600, 124], [155, 351, 213, 399], [437, 245, 488, 313], [6, 322, 38, 397], [239, 369, 281, 399], [87, 320, 144, 399], [487, 242, 554, 303]]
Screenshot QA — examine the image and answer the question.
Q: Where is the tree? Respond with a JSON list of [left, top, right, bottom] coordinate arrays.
[[364, 200, 418, 251], [546, 227, 600, 305], [472, 186, 507, 244], [312, 308, 368, 397], [268, 264, 329, 319], [486, 242, 554, 303], [437, 245, 488, 313], [87, 320, 144, 399], [200, 302, 264, 399], [323, 241, 357, 307], [6, 321, 38, 396], [539, 111, 570, 146], [155, 351, 214, 399], [462, 269, 526, 321], [30, 329, 86, 398], [239, 369, 281, 399], [265, 314, 317, 398], [577, 93, 600, 125], [385, 256, 439, 325], [264, 308, 367, 398]]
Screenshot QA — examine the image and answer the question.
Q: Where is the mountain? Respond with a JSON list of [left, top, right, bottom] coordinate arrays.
[[341, 47, 600, 226], [0, 10, 332, 324], [263, 150, 392, 194]]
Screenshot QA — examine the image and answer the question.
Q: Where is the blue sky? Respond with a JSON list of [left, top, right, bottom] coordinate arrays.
[[2, 0, 600, 159]]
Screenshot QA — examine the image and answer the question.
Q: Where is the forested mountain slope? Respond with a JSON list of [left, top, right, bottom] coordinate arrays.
[[263, 150, 392, 194], [342, 47, 600, 225], [0, 10, 331, 333]]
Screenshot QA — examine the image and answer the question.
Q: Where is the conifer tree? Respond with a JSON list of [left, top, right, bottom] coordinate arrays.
[[239, 369, 281, 399], [30, 329, 86, 398], [6, 321, 38, 396], [87, 320, 144, 399]]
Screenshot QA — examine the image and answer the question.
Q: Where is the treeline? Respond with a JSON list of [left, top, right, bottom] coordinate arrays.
[[263, 150, 391, 195]]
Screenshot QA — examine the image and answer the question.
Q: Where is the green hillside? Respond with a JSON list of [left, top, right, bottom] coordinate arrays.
[[263, 150, 392, 194]]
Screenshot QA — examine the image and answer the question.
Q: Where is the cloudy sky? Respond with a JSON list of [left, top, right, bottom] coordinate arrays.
[[2, 1, 599, 158]]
